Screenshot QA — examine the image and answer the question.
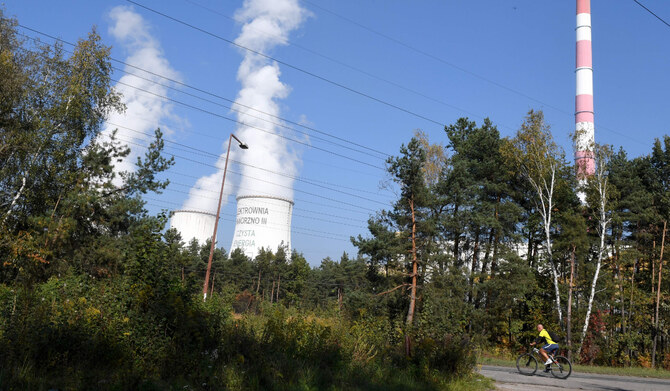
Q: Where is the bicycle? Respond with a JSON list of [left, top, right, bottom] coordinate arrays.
[[516, 346, 572, 379]]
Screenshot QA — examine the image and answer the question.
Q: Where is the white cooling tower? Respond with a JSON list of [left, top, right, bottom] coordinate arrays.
[[230, 195, 293, 258], [170, 210, 217, 246]]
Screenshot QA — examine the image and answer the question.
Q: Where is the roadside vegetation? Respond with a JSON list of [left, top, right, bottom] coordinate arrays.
[[1, 7, 669, 390]]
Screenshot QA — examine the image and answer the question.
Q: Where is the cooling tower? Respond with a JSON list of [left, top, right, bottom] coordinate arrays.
[[230, 195, 293, 258], [170, 210, 217, 246]]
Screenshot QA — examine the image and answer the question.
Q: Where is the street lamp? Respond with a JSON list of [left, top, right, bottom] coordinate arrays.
[[203, 133, 248, 301]]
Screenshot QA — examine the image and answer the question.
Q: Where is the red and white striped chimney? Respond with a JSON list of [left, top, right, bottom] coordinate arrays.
[[575, 0, 595, 195]]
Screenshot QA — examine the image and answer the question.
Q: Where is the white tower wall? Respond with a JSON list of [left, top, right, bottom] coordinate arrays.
[[230, 196, 293, 259], [170, 210, 216, 246]]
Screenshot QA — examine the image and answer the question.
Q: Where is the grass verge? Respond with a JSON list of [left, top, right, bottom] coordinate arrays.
[[445, 373, 495, 391]]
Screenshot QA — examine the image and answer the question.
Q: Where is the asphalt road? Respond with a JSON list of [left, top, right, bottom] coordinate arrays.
[[480, 364, 670, 391]]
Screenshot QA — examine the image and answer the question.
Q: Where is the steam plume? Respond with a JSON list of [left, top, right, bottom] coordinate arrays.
[[101, 5, 182, 181], [183, 0, 309, 213]]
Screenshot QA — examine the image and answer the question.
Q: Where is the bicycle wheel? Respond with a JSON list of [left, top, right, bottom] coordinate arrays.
[[550, 355, 572, 379], [516, 353, 538, 375]]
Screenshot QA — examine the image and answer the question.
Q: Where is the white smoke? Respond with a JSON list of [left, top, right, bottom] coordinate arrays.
[[183, 0, 309, 213], [101, 6, 182, 182]]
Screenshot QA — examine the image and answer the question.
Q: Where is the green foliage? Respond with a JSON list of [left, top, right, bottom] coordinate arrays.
[[3, 10, 670, 387]]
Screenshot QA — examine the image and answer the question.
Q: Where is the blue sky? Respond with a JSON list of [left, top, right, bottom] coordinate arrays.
[[5, 0, 670, 265]]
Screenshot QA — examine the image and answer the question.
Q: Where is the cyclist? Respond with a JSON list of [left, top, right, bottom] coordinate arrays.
[[530, 324, 559, 372]]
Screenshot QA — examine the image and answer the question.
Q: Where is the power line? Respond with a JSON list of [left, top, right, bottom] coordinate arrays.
[[125, 0, 447, 127], [109, 72, 388, 160], [146, 198, 366, 236], [14, 24, 651, 155], [301, 0, 654, 147], [633, 0, 670, 28], [116, 4, 658, 148], [168, 172, 369, 221], [12, 26, 391, 159], [153, 185, 368, 228], [159, 179, 374, 217], [182, 0, 503, 129], [108, 77, 386, 170], [103, 133, 385, 213], [5, 36, 387, 172], [109, 132, 390, 207], [107, 120, 389, 196], [146, 200, 353, 241], [303, 0, 569, 116], [103, 113, 384, 179]]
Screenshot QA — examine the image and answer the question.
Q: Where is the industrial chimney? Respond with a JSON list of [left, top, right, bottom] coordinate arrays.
[[575, 0, 596, 201], [170, 210, 217, 245], [230, 195, 293, 258]]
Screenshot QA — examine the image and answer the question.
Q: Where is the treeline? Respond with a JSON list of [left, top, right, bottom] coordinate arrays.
[[1, 8, 669, 390], [0, 11, 483, 390], [351, 112, 670, 368]]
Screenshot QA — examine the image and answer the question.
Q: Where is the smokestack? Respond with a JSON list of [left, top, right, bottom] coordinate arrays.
[[575, 0, 595, 199], [230, 195, 293, 258]]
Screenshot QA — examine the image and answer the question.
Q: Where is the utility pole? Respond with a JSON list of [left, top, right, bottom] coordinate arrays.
[[203, 133, 248, 301]]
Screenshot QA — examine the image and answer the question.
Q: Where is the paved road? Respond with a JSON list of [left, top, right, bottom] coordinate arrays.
[[480, 364, 670, 391]]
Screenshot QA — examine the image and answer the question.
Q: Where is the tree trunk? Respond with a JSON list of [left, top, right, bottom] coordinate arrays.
[[491, 227, 500, 274], [270, 281, 275, 304], [567, 244, 576, 361], [256, 269, 261, 294], [579, 170, 611, 356], [617, 263, 626, 334], [453, 204, 461, 265], [1, 177, 27, 227], [545, 225, 563, 325], [481, 227, 494, 275], [486, 228, 501, 310], [337, 286, 343, 310], [210, 269, 215, 296], [276, 274, 281, 302], [628, 258, 637, 365], [652, 239, 656, 297], [1, 140, 52, 227], [652, 221, 666, 368], [578, 227, 606, 356], [527, 231, 533, 269], [469, 230, 480, 305], [406, 197, 418, 326]]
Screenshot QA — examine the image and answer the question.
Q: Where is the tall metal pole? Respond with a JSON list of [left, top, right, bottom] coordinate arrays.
[[575, 0, 595, 203], [203, 133, 247, 301]]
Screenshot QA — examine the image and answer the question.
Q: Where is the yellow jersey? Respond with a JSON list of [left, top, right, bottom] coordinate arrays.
[[539, 329, 556, 345]]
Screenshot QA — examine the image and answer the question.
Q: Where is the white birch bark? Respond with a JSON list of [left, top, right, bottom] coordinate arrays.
[[1, 97, 71, 227], [579, 150, 611, 356], [527, 161, 563, 324]]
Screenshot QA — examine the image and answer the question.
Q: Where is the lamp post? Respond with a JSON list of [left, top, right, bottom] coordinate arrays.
[[203, 133, 248, 301]]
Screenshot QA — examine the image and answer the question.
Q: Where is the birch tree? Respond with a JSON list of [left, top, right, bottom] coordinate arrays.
[[0, 20, 123, 228], [504, 110, 565, 324], [578, 142, 613, 356], [650, 136, 670, 367]]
